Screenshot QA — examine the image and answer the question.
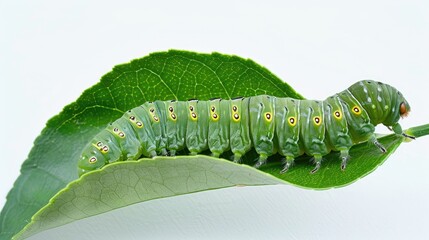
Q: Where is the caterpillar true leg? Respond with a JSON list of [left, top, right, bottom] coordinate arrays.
[[340, 149, 350, 171], [280, 156, 295, 174], [233, 153, 242, 163], [369, 135, 387, 153], [254, 154, 268, 168], [390, 122, 416, 140], [310, 154, 323, 174], [149, 151, 157, 157], [160, 148, 168, 156]]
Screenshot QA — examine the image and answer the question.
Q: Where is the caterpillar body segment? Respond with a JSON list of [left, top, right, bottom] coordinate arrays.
[[229, 97, 252, 162], [274, 98, 301, 155], [78, 80, 412, 176], [208, 98, 230, 157], [250, 95, 277, 166], [186, 100, 209, 154], [323, 95, 353, 152]]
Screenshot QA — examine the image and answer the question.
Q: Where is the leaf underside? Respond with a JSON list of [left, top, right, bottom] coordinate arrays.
[[2, 50, 426, 240], [14, 156, 283, 239]]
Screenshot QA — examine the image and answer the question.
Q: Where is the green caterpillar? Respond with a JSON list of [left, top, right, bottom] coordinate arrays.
[[77, 80, 414, 176]]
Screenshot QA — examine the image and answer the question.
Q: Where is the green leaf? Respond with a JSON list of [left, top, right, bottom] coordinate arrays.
[[2, 50, 427, 239], [0, 50, 302, 240], [13, 156, 283, 239]]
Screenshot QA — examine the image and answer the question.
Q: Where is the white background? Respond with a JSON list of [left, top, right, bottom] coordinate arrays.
[[1, 0, 428, 239]]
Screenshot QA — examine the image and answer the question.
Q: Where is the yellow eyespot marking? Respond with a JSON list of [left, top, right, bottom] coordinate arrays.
[[211, 106, 216, 112], [189, 105, 194, 112], [313, 116, 322, 126], [264, 112, 272, 122], [113, 127, 125, 138], [149, 108, 155, 113], [232, 105, 238, 112], [334, 110, 342, 119], [288, 117, 296, 126], [102, 145, 109, 153], [170, 113, 177, 121], [89, 157, 97, 164], [93, 142, 103, 151], [168, 106, 174, 112], [233, 113, 240, 122], [352, 106, 361, 115], [212, 113, 219, 121], [129, 115, 143, 127], [153, 116, 159, 122], [191, 112, 197, 120]]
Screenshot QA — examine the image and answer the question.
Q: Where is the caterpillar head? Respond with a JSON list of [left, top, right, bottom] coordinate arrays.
[[383, 87, 411, 126], [348, 80, 411, 126], [398, 95, 411, 118], [78, 144, 106, 176]]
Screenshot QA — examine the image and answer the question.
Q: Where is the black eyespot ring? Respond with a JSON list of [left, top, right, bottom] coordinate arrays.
[[313, 116, 321, 125], [353, 106, 361, 114], [334, 111, 341, 117], [315, 117, 320, 123]]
